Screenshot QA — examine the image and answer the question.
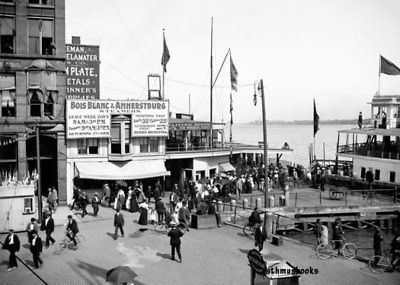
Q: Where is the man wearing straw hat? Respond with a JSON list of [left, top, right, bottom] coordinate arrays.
[[168, 221, 184, 263]]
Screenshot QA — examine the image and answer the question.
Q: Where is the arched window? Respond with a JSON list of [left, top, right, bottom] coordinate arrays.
[[30, 90, 42, 116]]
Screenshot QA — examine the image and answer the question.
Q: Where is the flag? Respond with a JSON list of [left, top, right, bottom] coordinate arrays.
[[161, 35, 170, 72], [313, 98, 319, 137], [380, 55, 400, 75], [230, 54, 238, 91]]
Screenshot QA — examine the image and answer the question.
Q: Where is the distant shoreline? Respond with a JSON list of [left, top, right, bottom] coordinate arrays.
[[247, 119, 364, 125]]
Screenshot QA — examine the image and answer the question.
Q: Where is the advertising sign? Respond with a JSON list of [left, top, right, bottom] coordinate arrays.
[[247, 249, 267, 275], [66, 100, 169, 139], [66, 44, 100, 99]]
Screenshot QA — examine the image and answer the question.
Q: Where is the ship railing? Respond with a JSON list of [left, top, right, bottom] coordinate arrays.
[[338, 143, 400, 160]]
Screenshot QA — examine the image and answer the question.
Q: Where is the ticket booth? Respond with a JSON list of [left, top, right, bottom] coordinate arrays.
[[0, 185, 36, 232], [248, 249, 300, 285]]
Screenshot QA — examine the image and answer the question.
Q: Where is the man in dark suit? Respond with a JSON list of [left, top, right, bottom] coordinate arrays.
[[167, 221, 184, 263], [92, 192, 100, 217], [80, 192, 89, 218], [254, 223, 267, 252], [66, 215, 79, 247], [114, 209, 124, 240], [29, 230, 43, 268], [41, 213, 55, 248], [152, 185, 160, 203], [155, 179, 164, 197], [2, 229, 20, 271], [155, 198, 165, 223]]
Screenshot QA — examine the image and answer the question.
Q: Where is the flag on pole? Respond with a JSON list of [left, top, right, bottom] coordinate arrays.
[[380, 55, 400, 75], [230, 92, 233, 143], [313, 98, 319, 137], [230, 54, 238, 91], [161, 34, 170, 72]]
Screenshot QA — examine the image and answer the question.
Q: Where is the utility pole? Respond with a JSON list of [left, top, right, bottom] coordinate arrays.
[[36, 127, 43, 223], [259, 79, 269, 208]]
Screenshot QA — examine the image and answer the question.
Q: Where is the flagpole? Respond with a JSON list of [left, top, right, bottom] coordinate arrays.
[[378, 55, 381, 96], [209, 17, 213, 149], [162, 29, 165, 100]]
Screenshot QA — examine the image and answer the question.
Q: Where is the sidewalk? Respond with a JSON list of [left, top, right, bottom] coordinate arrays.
[[1, 204, 399, 285]]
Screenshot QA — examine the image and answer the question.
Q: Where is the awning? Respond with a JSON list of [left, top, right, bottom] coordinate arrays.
[[75, 160, 170, 180], [218, 162, 235, 172]]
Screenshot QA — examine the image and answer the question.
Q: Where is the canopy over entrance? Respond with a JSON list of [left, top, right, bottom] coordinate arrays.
[[218, 162, 235, 173], [75, 160, 170, 180]]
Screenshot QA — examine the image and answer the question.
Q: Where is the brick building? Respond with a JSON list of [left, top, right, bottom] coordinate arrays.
[[0, 0, 67, 201]]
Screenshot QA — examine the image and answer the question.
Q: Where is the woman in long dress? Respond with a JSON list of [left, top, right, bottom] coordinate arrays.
[[138, 203, 148, 225], [130, 190, 139, 213]]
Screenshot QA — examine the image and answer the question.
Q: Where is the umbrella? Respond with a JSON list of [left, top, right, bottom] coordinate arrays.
[[116, 180, 127, 187], [106, 266, 137, 285]]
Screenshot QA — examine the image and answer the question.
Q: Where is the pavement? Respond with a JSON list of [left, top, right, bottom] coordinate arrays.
[[1, 198, 400, 284]]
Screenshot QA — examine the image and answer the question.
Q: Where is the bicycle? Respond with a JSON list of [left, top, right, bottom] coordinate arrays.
[[369, 249, 400, 273], [54, 232, 85, 255], [154, 221, 169, 233], [316, 237, 357, 260], [243, 223, 256, 236]]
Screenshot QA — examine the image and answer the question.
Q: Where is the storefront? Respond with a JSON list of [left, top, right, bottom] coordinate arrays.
[[65, 99, 170, 203]]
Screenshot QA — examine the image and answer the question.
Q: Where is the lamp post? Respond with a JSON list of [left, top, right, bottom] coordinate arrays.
[[35, 126, 43, 223], [253, 79, 268, 208]]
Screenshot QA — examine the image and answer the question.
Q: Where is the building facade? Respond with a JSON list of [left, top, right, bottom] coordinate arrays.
[[0, 0, 66, 200]]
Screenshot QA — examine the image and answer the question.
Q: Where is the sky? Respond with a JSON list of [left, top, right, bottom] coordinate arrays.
[[65, 0, 400, 123]]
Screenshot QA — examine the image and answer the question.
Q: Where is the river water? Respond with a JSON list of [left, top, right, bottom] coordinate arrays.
[[230, 123, 396, 255], [230, 123, 354, 166]]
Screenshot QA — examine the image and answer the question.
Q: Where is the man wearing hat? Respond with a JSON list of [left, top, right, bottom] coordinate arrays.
[[332, 217, 344, 255], [29, 230, 43, 268], [92, 192, 100, 217], [167, 221, 184, 263], [2, 229, 20, 271]]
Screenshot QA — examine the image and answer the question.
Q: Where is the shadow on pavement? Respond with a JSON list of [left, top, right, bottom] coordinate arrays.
[[106, 232, 115, 240], [156, 252, 171, 260], [238, 249, 250, 254], [22, 244, 30, 249], [0, 260, 8, 266], [24, 259, 35, 268]]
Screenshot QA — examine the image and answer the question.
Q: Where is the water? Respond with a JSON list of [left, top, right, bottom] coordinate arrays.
[[229, 123, 396, 255], [230, 123, 354, 166]]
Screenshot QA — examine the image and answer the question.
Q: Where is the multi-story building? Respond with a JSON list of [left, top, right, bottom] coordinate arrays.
[[0, 0, 66, 200]]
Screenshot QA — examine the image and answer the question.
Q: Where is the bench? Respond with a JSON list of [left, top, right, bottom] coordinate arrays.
[[191, 214, 218, 229]]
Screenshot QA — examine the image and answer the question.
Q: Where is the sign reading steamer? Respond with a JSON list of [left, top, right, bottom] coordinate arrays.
[[66, 44, 100, 99], [66, 100, 169, 139]]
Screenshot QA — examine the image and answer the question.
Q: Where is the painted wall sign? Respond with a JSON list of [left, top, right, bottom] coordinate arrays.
[[66, 44, 100, 99], [66, 99, 169, 139]]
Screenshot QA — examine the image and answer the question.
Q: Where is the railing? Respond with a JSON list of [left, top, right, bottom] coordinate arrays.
[[338, 143, 400, 160]]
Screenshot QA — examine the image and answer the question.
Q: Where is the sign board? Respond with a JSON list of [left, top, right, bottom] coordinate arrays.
[[247, 249, 267, 275], [66, 99, 169, 139], [66, 44, 100, 99], [169, 122, 210, 131]]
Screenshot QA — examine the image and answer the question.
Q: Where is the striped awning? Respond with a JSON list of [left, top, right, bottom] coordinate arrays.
[[75, 160, 170, 180], [218, 162, 235, 172]]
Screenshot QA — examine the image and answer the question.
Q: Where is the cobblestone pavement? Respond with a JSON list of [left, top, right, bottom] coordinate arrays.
[[1, 205, 399, 285]]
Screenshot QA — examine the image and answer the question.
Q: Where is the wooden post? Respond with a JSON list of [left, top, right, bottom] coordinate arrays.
[[233, 205, 237, 224], [395, 187, 397, 203], [295, 192, 298, 207], [345, 191, 348, 206], [319, 190, 322, 205]]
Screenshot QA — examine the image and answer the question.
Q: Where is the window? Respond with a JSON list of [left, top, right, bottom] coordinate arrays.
[[29, 89, 42, 116], [390, 171, 395, 183], [29, 19, 55, 55], [110, 115, 131, 155], [0, 17, 15, 54], [29, 0, 53, 5], [139, 137, 159, 153], [374, 169, 380, 181], [44, 91, 55, 116], [360, 167, 366, 179], [0, 74, 15, 117], [24, 198, 33, 213], [77, 139, 99, 155]]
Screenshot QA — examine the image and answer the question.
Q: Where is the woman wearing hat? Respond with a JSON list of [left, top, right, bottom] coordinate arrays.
[[168, 221, 183, 263]]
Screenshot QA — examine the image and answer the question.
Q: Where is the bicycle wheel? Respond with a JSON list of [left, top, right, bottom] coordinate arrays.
[[54, 241, 67, 255], [75, 234, 85, 249], [317, 244, 333, 259], [342, 243, 357, 259], [243, 225, 254, 236], [369, 255, 390, 273]]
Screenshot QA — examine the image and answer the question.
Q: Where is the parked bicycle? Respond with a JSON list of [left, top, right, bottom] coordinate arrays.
[[369, 249, 400, 273], [316, 237, 357, 260], [243, 223, 256, 236], [54, 232, 85, 255]]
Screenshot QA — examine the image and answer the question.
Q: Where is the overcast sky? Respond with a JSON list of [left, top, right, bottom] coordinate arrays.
[[66, 0, 400, 123]]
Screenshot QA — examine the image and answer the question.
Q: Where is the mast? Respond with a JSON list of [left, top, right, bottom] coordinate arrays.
[[209, 17, 213, 148], [162, 28, 165, 100]]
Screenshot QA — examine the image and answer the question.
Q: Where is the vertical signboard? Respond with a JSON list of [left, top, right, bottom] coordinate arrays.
[[66, 44, 100, 99]]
